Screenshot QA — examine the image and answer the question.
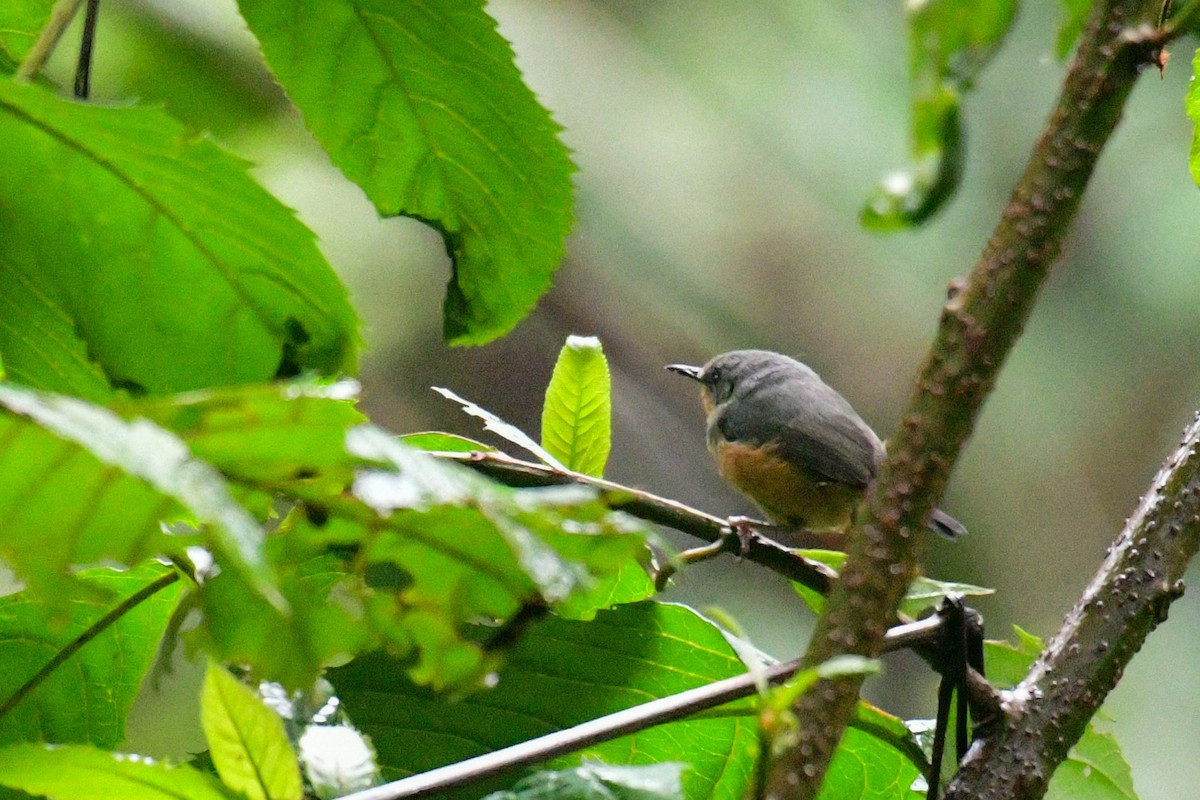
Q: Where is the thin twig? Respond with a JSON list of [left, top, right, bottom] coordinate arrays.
[[0, 568, 180, 722], [14, 0, 87, 84], [436, 450, 837, 594]]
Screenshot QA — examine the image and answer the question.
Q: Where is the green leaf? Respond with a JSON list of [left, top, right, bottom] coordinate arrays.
[[0, 2, 55, 74], [0, 379, 652, 689], [484, 762, 686, 800], [862, 0, 1017, 230], [1045, 728, 1137, 800], [0, 78, 358, 399], [542, 336, 613, 478], [985, 630, 1139, 800], [1056, 0, 1094, 59], [0, 384, 280, 607], [236, 0, 575, 345], [400, 432, 495, 453], [201, 662, 303, 800], [1187, 49, 1200, 188], [0, 562, 182, 748], [898, 576, 994, 618], [434, 386, 565, 468], [767, 655, 881, 712], [330, 602, 757, 800], [0, 742, 233, 799], [819, 727, 925, 800]]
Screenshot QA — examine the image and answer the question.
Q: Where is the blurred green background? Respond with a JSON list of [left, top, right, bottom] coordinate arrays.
[[76, 0, 1200, 796]]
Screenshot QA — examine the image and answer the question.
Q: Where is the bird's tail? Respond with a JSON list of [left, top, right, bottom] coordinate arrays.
[[927, 507, 968, 539]]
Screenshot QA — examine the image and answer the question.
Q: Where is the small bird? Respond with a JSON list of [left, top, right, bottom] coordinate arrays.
[[667, 349, 965, 539]]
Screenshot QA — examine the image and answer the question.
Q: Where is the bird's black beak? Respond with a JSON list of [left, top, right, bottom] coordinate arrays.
[[666, 363, 703, 382]]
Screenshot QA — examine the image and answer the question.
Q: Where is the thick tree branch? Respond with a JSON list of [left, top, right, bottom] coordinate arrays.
[[943, 411, 1200, 798], [764, 1, 1173, 796]]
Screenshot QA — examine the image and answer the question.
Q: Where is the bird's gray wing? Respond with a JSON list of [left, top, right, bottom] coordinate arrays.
[[717, 380, 881, 488]]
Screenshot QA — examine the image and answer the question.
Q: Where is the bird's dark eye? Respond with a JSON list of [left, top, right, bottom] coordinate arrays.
[[706, 367, 722, 385]]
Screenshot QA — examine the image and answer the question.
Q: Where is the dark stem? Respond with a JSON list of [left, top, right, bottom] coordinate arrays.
[[0, 567, 180, 722], [764, 0, 1176, 796], [73, 0, 100, 99]]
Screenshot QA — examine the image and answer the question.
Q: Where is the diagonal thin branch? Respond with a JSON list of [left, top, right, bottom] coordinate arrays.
[[765, 1, 1179, 796], [435, 449, 837, 593], [14, 0, 87, 84], [332, 616, 947, 800]]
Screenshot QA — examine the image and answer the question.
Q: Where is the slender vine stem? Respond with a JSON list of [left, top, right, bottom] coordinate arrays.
[[73, 0, 100, 99], [14, 0, 87, 84]]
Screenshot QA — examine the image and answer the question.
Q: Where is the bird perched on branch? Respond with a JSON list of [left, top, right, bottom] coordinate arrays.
[[668, 350, 965, 540]]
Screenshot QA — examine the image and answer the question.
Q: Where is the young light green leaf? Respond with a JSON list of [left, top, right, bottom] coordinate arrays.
[[433, 386, 567, 469], [0, 562, 182, 748], [237, 0, 575, 345], [0, 742, 232, 800], [201, 662, 303, 800], [0, 78, 358, 399], [862, 0, 1017, 230], [767, 655, 881, 712], [485, 762, 686, 800], [541, 336, 612, 478]]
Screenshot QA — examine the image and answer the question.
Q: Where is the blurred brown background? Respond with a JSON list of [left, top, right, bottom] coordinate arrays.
[[82, 1, 1200, 795]]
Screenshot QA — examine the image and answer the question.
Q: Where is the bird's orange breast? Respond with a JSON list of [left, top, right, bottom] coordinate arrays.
[[711, 438, 863, 530]]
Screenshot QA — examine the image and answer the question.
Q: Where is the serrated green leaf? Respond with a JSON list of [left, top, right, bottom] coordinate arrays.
[[330, 602, 757, 800], [400, 432, 495, 453], [201, 662, 303, 800], [0, 78, 358, 399], [0, 2, 55, 74], [542, 336, 612, 478], [0, 384, 279, 607], [862, 0, 1017, 230], [0, 562, 181, 748], [485, 762, 686, 800], [0, 742, 233, 799], [236, 0, 574, 345], [0, 379, 652, 690]]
